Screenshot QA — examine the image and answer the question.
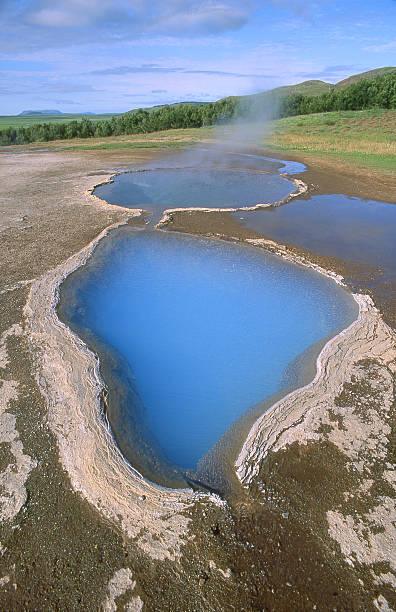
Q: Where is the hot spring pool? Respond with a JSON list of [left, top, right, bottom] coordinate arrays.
[[59, 229, 358, 484], [93, 168, 295, 215]]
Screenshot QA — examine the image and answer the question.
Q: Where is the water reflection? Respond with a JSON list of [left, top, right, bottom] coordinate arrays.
[[235, 194, 396, 284]]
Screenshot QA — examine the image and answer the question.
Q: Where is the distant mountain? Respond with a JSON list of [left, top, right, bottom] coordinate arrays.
[[19, 110, 62, 116]]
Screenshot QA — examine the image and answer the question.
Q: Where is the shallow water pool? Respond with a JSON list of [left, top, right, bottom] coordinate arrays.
[[235, 194, 396, 282], [93, 168, 294, 214]]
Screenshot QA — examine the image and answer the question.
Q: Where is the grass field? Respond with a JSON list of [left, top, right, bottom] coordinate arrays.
[[265, 109, 396, 172], [0, 113, 118, 129]]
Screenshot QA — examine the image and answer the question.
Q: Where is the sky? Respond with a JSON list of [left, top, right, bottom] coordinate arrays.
[[1, 0, 396, 115]]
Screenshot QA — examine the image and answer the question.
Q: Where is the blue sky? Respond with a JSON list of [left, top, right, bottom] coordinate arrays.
[[1, 0, 395, 114]]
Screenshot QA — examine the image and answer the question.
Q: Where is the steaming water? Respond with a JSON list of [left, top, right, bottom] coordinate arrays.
[[59, 229, 357, 474], [93, 168, 294, 217]]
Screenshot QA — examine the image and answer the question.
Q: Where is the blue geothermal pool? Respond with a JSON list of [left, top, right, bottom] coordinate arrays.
[[59, 229, 357, 474]]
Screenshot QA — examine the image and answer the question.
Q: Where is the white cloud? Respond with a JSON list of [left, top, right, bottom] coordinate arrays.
[[147, 1, 251, 34], [26, 0, 117, 27], [364, 41, 396, 53], [24, 0, 254, 34]]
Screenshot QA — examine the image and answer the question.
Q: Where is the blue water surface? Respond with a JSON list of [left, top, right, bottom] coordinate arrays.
[[235, 195, 396, 279], [61, 230, 357, 470], [93, 168, 294, 212]]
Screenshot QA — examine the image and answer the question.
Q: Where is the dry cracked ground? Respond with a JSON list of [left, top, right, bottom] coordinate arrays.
[[0, 147, 395, 611]]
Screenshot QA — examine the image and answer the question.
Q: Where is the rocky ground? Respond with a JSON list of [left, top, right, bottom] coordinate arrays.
[[0, 147, 394, 611]]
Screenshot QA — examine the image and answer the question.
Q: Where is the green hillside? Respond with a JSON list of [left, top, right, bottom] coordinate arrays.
[[336, 66, 396, 88], [230, 68, 396, 107], [258, 79, 333, 97], [225, 80, 333, 109]]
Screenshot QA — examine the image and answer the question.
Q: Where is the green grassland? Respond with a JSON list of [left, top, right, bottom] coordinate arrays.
[[265, 109, 396, 172], [0, 113, 117, 130]]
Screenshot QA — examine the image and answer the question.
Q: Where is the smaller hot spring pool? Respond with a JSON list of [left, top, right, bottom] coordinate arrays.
[[93, 168, 295, 212]]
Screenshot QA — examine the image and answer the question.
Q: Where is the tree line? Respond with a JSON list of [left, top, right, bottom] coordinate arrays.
[[280, 71, 396, 117], [0, 99, 237, 146], [1, 71, 395, 146]]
